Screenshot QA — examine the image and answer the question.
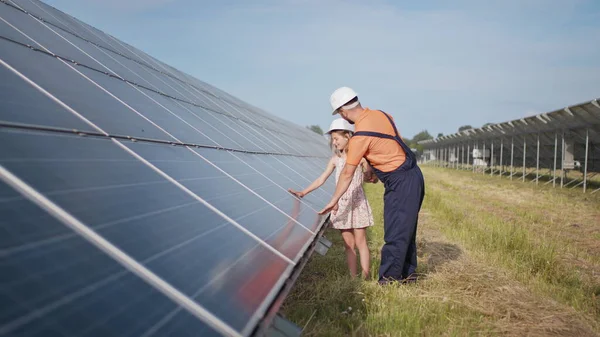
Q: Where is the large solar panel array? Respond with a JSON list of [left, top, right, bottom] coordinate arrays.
[[0, 0, 336, 336], [419, 98, 600, 193]]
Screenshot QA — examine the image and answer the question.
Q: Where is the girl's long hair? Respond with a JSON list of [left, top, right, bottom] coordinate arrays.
[[329, 130, 354, 157]]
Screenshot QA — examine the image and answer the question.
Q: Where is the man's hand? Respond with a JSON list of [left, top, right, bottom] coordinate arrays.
[[362, 161, 378, 184], [288, 188, 305, 198], [318, 201, 338, 215], [364, 171, 379, 183]]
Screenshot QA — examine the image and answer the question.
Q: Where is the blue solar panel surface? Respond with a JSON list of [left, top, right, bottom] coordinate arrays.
[[0, 0, 335, 336]]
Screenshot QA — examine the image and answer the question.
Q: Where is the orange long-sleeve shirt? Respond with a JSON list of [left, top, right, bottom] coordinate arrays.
[[346, 108, 406, 173]]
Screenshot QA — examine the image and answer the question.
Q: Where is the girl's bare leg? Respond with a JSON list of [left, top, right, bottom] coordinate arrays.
[[353, 228, 370, 279], [340, 229, 357, 278]]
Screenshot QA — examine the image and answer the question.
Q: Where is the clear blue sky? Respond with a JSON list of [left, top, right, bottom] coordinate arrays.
[[44, 0, 600, 139]]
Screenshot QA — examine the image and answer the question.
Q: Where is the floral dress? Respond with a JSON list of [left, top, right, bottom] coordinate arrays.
[[330, 155, 375, 230]]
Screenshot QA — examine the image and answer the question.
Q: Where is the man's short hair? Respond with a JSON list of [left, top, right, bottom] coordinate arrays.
[[341, 97, 360, 110]]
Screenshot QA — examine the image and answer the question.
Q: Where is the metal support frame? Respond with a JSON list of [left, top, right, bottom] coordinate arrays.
[[553, 132, 557, 188], [539, 168, 553, 184], [315, 236, 332, 256], [456, 145, 459, 170], [457, 145, 460, 170], [490, 140, 494, 176], [265, 314, 302, 337], [572, 173, 597, 189], [584, 128, 589, 193], [564, 178, 577, 188], [445, 146, 448, 167], [473, 141, 477, 173], [535, 133, 540, 185], [561, 131, 565, 188], [483, 141, 486, 175], [442, 147, 445, 167], [510, 137, 514, 180], [543, 168, 557, 185], [423, 125, 593, 194], [450, 145, 456, 169], [522, 137, 527, 182], [467, 143, 470, 171], [499, 138, 504, 177], [462, 143, 465, 170]]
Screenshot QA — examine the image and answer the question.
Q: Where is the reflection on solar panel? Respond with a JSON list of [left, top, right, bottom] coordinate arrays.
[[0, 1, 336, 336], [418, 98, 600, 193]]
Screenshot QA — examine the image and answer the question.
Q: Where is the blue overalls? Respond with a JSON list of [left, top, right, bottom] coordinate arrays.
[[354, 110, 425, 282]]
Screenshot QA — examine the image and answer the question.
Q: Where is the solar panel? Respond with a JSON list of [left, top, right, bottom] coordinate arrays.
[[1, 177, 223, 337], [0, 0, 335, 336], [419, 98, 600, 192]]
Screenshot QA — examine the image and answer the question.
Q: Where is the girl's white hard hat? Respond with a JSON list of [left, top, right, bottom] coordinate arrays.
[[326, 118, 354, 134]]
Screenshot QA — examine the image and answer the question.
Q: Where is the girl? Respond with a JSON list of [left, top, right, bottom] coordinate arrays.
[[289, 118, 376, 279]]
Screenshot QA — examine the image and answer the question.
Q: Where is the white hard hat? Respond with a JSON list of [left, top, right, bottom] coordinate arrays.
[[330, 87, 358, 115], [326, 118, 354, 134]]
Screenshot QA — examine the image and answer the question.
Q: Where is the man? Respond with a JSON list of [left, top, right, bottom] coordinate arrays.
[[319, 87, 425, 284]]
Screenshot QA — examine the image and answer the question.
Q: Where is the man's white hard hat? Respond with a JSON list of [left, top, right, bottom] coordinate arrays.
[[330, 87, 358, 115], [326, 118, 355, 134]]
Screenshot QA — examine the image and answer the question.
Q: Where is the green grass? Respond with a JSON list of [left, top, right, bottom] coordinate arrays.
[[280, 166, 600, 336], [425, 182, 597, 317], [280, 183, 491, 336]]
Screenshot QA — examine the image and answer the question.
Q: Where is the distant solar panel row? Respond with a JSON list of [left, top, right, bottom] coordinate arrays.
[[0, 1, 335, 336], [418, 98, 600, 192]]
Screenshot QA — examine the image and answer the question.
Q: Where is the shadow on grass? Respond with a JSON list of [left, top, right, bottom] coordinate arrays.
[[418, 239, 463, 274]]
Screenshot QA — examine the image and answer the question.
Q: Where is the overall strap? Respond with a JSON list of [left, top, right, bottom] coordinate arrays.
[[353, 131, 395, 139], [379, 110, 402, 139], [374, 110, 417, 164], [352, 110, 417, 173], [353, 111, 402, 143]]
